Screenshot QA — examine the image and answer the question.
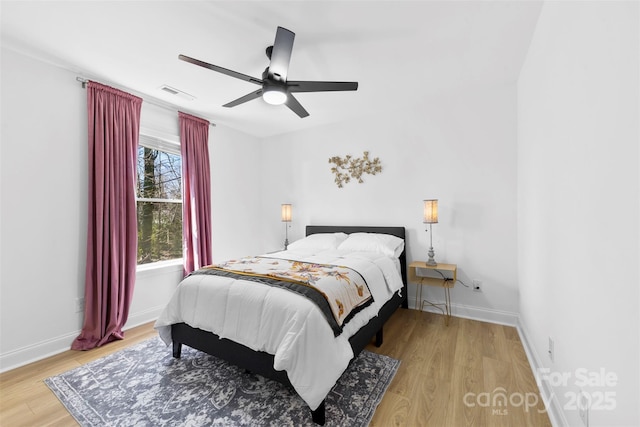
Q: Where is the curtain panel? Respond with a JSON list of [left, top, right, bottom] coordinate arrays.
[[72, 81, 142, 350], [179, 112, 212, 275]]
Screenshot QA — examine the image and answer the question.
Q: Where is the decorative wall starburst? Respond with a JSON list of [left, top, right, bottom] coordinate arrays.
[[329, 151, 382, 188]]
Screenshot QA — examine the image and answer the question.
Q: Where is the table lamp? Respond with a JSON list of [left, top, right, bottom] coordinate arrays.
[[281, 204, 292, 250], [423, 199, 438, 266]]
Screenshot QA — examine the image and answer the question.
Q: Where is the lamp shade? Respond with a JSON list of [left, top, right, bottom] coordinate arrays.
[[423, 199, 438, 224], [281, 204, 292, 222]]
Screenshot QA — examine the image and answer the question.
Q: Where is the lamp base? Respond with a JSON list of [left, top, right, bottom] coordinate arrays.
[[283, 222, 290, 250], [426, 247, 437, 266]]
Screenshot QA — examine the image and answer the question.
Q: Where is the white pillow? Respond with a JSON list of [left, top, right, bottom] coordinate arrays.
[[337, 232, 405, 258], [287, 232, 349, 251]]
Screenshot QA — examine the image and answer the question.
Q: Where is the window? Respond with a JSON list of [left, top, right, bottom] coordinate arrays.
[[136, 136, 182, 265]]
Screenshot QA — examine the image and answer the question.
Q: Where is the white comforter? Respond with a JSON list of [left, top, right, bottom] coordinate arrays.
[[154, 248, 404, 410]]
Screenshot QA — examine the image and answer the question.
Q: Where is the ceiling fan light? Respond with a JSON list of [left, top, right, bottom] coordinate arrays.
[[263, 87, 287, 105]]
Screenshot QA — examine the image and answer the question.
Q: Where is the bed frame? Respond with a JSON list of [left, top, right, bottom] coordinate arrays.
[[171, 225, 408, 425]]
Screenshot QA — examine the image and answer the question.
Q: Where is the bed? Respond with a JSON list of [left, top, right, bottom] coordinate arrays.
[[154, 225, 408, 425]]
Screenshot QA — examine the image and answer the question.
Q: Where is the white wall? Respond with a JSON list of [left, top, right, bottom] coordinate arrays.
[[518, 2, 639, 426], [1, 48, 88, 366], [259, 82, 520, 323], [0, 47, 264, 371], [210, 125, 267, 260]]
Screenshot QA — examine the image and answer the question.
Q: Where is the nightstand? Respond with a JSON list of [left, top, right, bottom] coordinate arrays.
[[408, 261, 457, 325]]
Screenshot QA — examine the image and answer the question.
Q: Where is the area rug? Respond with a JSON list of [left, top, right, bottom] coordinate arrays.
[[45, 337, 399, 426]]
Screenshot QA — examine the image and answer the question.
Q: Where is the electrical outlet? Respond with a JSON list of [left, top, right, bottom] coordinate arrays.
[[75, 297, 84, 313], [548, 337, 554, 362], [578, 390, 590, 426], [472, 280, 482, 292]]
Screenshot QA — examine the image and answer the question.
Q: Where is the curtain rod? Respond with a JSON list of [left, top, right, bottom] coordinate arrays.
[[75, 76, 216, 127], [76, 76, 88, 88]]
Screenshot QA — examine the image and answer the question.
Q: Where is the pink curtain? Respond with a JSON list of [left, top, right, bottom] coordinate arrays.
[[72, 82, 142, 350], [179, 112, 212, 275]]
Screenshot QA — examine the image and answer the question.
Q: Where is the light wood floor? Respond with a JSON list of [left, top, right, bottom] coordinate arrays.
[[367, 309, 551, 426], [0, 309, 551, 426]]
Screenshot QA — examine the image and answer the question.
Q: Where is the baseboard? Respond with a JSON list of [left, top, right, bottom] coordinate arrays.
[[123, 305, 164, 331], [0, 330, 80, 374], [0, 305, 164, 374], [516, 319, 567, 427], [407, 296, 519, 326]]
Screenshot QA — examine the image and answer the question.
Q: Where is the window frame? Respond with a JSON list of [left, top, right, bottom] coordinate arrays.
[[136, 133, 183, 270]]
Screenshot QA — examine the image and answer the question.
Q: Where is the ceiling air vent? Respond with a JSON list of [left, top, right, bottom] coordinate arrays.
[[159, 85, 195, 101]]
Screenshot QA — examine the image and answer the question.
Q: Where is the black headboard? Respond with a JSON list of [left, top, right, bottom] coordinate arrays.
[[305, 225, 408, 295]]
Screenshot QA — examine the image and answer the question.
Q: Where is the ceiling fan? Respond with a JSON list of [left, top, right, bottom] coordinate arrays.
[[179, 26, 358, 118]]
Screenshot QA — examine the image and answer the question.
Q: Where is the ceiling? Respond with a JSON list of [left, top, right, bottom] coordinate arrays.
[[1, 1, 542, 138]]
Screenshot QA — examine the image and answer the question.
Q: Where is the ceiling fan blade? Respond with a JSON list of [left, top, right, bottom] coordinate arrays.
[[223, 89, 263, 108], [268, 27, 295, 82], [287, 81, 358, 93], [285, 94, 309, 118], [179, 54, 262, 85]]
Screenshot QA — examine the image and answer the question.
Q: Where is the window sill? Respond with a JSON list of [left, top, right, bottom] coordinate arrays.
[[136, 258, 183, 278]]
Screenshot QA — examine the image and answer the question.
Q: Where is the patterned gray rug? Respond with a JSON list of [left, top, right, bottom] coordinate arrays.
[[45, 337, 399, 426]]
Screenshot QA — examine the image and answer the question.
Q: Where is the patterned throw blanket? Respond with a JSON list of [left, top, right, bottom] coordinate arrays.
[[192, 256, 373, 336]]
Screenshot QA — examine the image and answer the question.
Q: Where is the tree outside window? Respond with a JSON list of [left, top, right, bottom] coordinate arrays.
[[136, 145, 182, 265]]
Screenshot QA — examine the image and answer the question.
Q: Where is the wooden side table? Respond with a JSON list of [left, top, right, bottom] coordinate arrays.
[[408, 261, 457, 325]]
